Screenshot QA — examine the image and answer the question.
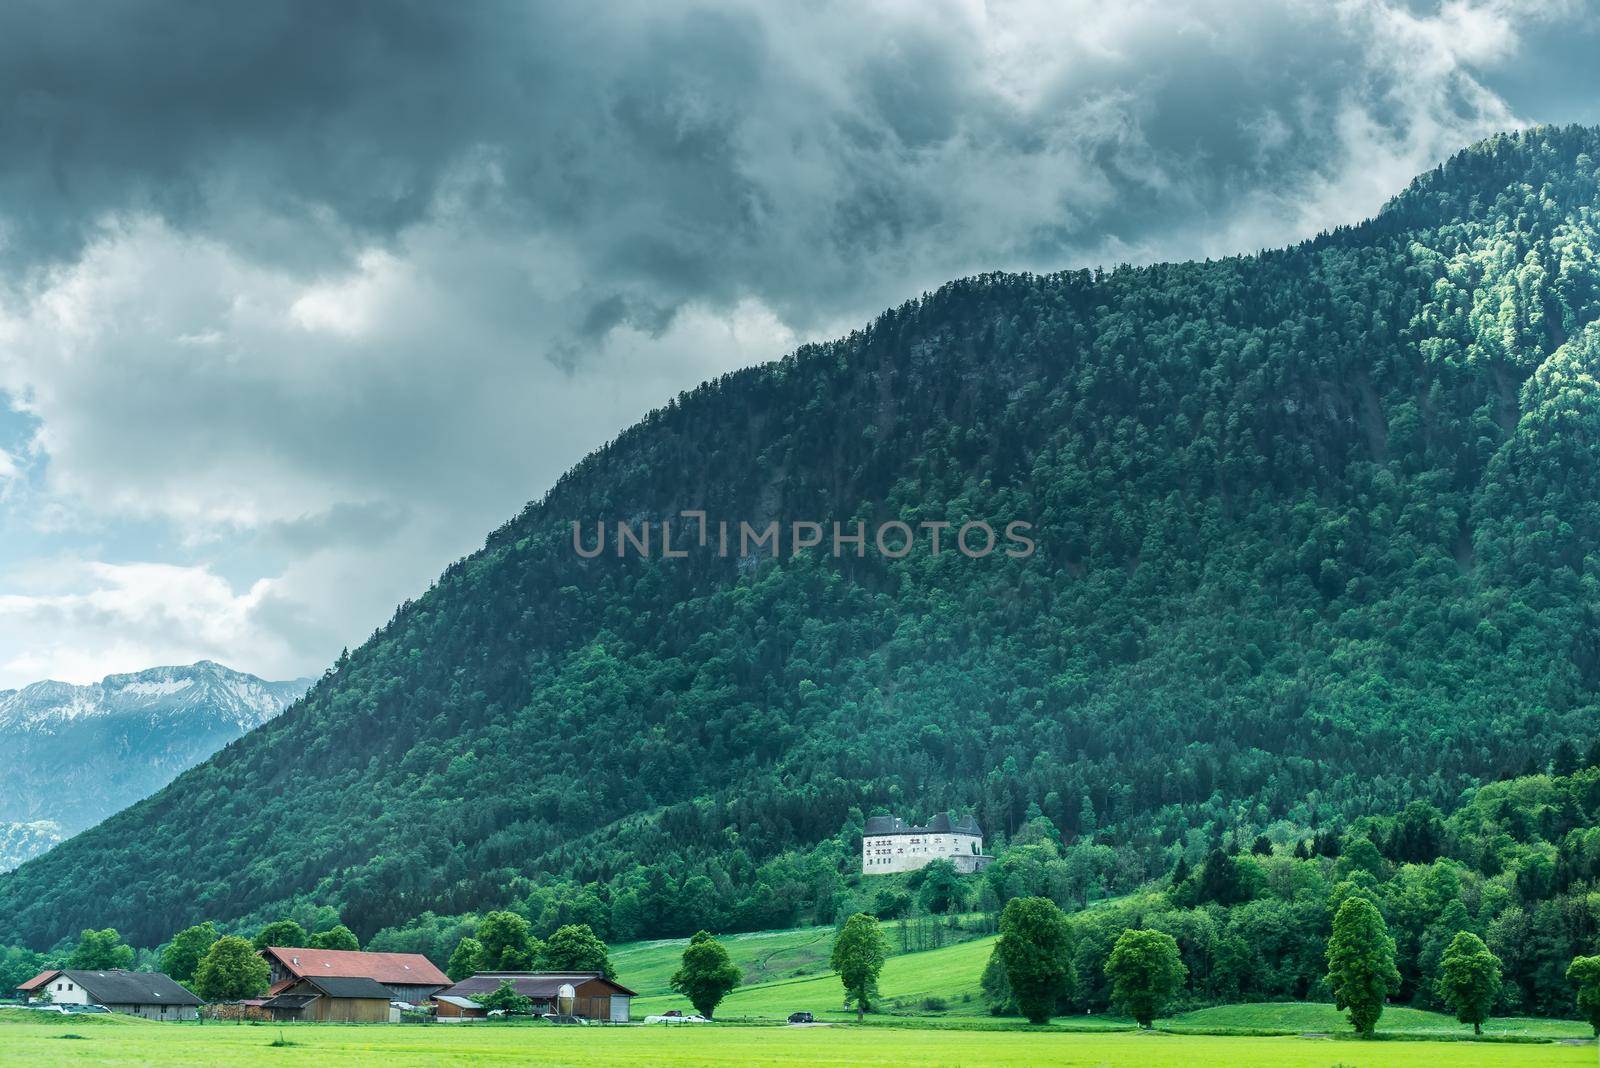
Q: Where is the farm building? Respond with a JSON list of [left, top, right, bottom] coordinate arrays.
[[260, 974, 394, 1023], [435, 972, 636, 1022], [15, 968, 203, 1020], [259, 946, 448, 1002], [434, 994, 488, 1022]]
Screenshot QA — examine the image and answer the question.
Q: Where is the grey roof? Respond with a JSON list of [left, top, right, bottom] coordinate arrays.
[[64, 970, 203, 1007], [863, 812, 982, 838], [305, 975, 393, 1000], [436, 995, 483, 1009], [261, 993, 319, 1010], [439, 972, 637, 999]]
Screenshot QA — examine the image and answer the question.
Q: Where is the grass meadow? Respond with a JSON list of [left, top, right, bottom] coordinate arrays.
[[1, 1011, 1596, 1068]]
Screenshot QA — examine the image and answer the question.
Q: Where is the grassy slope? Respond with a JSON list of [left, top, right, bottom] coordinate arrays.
[[610, 913, 995, 995], [0, 1015, 1592, 1067], [611, 925, 843, 994], [630, 932, 999, 1019]]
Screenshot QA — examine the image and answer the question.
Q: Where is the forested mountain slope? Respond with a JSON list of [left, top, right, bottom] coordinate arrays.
[[2, 127, 1598, 950]]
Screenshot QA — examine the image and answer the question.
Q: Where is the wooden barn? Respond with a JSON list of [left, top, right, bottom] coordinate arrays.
[[259, 946, 448, 1003], [433, 972, 636, 1022], [433, 994, 488, 1022], [260, 975, 393, 1023]]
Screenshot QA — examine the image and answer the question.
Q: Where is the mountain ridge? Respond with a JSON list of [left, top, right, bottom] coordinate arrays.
[[1, 124, 1598, 949], [0, 661, 311, 871]]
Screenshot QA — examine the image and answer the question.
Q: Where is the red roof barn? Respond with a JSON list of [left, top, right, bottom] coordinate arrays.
[[260, 946, 448, 1002]]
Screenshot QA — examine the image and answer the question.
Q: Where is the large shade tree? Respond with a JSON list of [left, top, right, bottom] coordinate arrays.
[[995, 897, 1070, 1024], [161, 922, 220, 985], [68, 928, 135, 970], [830, 913, 889, 1022], [252, 919, 309, 951], [1105, 928, 1187, 1029], [194, 935, 271, 1001], [1437, 932, 1501, 1035], [670, 931, 742, 1019], [1326, 897, 1400, 1036]]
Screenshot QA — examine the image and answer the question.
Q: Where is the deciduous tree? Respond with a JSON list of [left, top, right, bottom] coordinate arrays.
[[539, 924, 612, 977], [308, 924, 360, 951], [669, 931, 742, 1018], [1326, 897, 1400, 1036], [161, 922, 219, 984], [447, 937, 483, 982], [1105, 928, 1186, 1028], [830, 913, 889, 1021], [252, 919, 309, 951], [1567, 955, 1600, 1035], [1437, 932, 1501, 1035], [476, 911, 539, 970], [68, 928, 135, 970], [194, 935, 270, 1001], [996, 897, 1070, 1024]]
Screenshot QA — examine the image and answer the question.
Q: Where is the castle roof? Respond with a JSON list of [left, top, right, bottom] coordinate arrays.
[[864, 811, 981, 838]]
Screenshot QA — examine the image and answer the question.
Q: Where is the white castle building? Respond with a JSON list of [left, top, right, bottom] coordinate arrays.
[[862, 812, 993, 875]]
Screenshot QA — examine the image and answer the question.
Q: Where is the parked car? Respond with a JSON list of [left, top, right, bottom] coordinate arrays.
[[644, 1013, 708, 1024], [787, 1011, 814, 1024], [541, 1013, 589, 1025], [663, 1009, 683, 1017]]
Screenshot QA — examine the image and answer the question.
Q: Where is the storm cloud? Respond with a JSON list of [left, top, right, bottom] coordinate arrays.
[[0, 0, 1592, 686]]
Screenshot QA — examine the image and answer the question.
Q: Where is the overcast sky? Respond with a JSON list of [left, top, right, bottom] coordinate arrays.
[[0, 0, 1596, 689]]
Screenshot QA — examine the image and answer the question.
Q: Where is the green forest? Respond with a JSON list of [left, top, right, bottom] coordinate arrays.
[[0, 126, 1597, 986]]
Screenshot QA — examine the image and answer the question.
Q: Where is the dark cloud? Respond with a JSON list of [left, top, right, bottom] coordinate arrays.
[[0, 0, 1591, 684]]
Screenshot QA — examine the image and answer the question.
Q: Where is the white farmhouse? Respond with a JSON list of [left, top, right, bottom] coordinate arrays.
[[16, 968, 203, 1020], [862, 812, 992, 875]]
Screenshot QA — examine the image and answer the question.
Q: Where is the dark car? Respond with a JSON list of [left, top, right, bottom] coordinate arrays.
[[787, 1011, 814, 1024], [541, 1013, 590, 1025]]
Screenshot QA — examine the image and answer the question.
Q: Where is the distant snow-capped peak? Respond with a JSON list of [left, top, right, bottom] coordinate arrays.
[[0, 661, 312, 733]]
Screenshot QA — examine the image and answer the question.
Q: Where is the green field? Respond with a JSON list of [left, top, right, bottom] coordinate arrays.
[[610, 917, 991, 998], [1167, 1003, 1590, 1040], [6, 921, 1592, 1065], [1, 1011, 1595, 1068], [620, 929, 1592, 1042]]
